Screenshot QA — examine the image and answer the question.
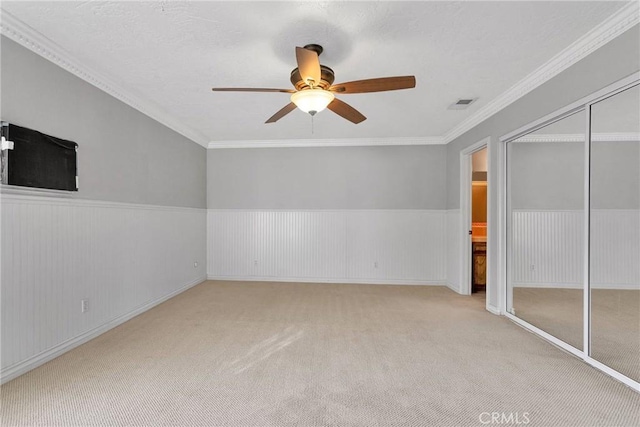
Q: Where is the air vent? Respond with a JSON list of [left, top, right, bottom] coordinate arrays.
[[448, 98, 478, 110]]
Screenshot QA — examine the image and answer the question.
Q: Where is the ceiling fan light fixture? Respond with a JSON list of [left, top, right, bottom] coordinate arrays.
[[290, 89, 335, 115], [212, 45, 415, 124]]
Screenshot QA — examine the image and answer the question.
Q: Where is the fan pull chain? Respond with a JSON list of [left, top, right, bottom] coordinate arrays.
[[311, 114, 314, 134]]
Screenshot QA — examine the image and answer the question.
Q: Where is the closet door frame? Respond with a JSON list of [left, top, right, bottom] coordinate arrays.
[[499, 72, 640, 391]]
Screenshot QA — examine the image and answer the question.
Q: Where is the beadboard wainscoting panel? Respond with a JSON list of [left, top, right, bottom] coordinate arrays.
[[511, 210, 639, 289], [345, 211, 446, 282], [591, 209, 640, 288], [207, 210, 347, 280], [446, 210, 461, 293], [511, 210, 584, 288], [207, 210, 447, 284], [0, 194, 207, 382]]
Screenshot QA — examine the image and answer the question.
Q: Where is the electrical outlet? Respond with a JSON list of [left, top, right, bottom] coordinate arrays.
[[81, 299, 89, 313], [530, 264, 535, 271], [374, 261, 378, 268], [254, 260, 258, 266]]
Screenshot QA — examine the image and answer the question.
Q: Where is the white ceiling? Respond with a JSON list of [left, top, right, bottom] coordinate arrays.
[[1, 1, 633, 146]]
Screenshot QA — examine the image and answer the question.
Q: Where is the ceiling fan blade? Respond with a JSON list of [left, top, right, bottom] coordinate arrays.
[[212, 87, 295, 93], [265, 102, 297, 123], [296, 47, 321, 87], [330, 76, 416, 94], [327, 98, 366, 124]]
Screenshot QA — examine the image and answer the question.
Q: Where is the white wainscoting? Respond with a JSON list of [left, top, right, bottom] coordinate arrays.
[[591, 210, 640, 287], [511, 209, 639, 289], [0, 193, 207, 383], [207, 210, 447, 285], [446, 209, 461, 293]]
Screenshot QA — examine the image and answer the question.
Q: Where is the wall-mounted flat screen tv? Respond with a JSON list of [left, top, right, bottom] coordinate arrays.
[[1, 123, 78, 191]]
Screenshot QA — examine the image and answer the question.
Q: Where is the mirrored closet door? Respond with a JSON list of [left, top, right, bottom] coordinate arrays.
[[589, 84, 640, 382], [507, 111, 585, 350], [504, 75, 639, 387]]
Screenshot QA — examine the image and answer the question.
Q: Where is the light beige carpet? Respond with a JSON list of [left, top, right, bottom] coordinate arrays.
[[1, 281, 639, 426], [513, 287, 640, 382], [512, 288, 584, 350]]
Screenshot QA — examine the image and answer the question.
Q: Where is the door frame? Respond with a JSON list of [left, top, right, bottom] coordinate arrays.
[[459, 137, 491, 297], [499, 71, 640, 391]]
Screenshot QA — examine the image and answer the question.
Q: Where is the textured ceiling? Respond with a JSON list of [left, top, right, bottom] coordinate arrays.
[[1, 1, 630, 143]]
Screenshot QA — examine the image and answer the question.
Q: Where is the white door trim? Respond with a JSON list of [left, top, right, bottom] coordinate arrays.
[[460, 137, 491, 297], [493, 137, 506, 315]]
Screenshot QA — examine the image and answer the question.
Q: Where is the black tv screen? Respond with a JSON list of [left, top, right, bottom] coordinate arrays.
[[4, 123, 78, 191]]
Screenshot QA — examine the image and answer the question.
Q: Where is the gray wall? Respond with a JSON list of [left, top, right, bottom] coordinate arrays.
[[592, 141, 639, 209], [509, 141, 584, 210], [447, 24, 639, 309], [508, 81, 639, 211], [208, 145, 447, 209], [446, 25, 640, 209], [510, 140, 639, 210], [1, 37, 206, 208]]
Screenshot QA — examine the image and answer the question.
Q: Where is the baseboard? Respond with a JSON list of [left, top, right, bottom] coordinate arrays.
[[445, 281, 463, 294], [0, 275, 206, 385], [486, 304, 501, 315], [207, 275, 445, 286]]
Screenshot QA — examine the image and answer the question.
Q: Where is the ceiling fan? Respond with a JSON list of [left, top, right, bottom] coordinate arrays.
[[212, 44, 416, 124]]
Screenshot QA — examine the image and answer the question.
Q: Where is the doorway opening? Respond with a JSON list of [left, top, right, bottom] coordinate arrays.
[[470, 155, 487, 294], [460, 137, 490, 301]]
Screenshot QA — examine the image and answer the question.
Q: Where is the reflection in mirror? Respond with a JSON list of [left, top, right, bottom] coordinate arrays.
[[507, 111, 584, 350], [590, 84, 640, 382]]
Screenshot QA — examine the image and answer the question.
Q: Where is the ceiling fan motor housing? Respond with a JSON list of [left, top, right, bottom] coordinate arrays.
[[290, 65, 335, 91]]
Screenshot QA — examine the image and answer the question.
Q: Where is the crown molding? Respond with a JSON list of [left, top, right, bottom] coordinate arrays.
[[207, 136, 445, 149], [513, 132, 640, 143], [443, 2, 640, 144], [0, 10, 210, 148]]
